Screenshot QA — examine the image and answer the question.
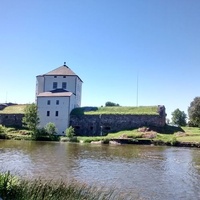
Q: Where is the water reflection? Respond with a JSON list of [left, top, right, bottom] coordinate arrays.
[[0, 140, 200, 199]]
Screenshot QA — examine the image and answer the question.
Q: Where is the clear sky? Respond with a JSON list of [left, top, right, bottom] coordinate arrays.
[[0, 0, 200, 120]]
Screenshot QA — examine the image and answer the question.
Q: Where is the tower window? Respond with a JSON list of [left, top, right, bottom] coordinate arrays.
[[62, 82, 67, 89], [55, 111, 59, 116], [54, 76, 57, 78], [53, 82, 57, 89], [63, 76, 66, 78], [47, 100, 51, 105], [56, 100, 59, 105], [47, 111, 50, 116]]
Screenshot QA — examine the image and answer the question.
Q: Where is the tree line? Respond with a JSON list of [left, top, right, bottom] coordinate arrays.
[[171, 97, 200, 127]]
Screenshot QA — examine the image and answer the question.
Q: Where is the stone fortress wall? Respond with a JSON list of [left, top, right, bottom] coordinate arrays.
[[0, 104, 166, 136], [0, 103, 24, 127], [0, 114, 24, 127], [70, 106, 166, 136]]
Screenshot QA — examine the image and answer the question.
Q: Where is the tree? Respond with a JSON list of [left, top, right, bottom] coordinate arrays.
[[22, 103, 39, 133], [105, 101, 120, 107], [171, 108, 187, 126], [188, 97, 200, 127]]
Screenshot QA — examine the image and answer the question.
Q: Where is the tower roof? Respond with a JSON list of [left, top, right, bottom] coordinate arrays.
[[38, 63, 83, 82], [45, 64, 76, 76]]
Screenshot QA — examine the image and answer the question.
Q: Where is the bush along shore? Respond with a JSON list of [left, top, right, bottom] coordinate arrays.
[[1, 124, 200, 148], [0, 172, 128, 200]]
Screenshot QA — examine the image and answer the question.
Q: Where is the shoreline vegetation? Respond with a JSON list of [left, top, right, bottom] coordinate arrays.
[[0, 172, 127, 200], [1, 124, 200, 148], [1, 104, 200, 148]]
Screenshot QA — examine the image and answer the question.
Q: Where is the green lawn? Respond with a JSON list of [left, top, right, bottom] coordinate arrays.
[[177, 136, 200, 143], [181, 127, 200, 135], [71, 106, 159, 115], [77, 126, 200, 145], [0, 104, 27, 114]]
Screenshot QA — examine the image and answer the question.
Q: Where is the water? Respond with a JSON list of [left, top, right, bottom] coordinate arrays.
[[0, 140, 200, 199]]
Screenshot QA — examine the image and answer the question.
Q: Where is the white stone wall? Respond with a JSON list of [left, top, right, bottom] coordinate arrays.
[[43, 75, 77, 93], [37, 96, 75, 135], [75, 77, 82, 107], [36, 76, 44, 96]]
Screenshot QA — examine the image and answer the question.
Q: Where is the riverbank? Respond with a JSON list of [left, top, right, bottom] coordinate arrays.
[[1, 125, 200, 148], [73, 126, 200, 148]]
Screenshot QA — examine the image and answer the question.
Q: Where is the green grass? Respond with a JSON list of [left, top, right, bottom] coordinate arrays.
[[71, 106, 158, 115], [0, 104, 27, 114], [177, 136, 200, 143], [0, 172, 127, 200], [181, 127, 200, 135], [76, 126, 200, 145]]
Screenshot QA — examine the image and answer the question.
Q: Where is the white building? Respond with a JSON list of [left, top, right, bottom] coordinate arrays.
[[36, 63, 83, 135]]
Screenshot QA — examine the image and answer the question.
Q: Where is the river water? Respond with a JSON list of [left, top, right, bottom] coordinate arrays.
[[0, 140, 200, 200]]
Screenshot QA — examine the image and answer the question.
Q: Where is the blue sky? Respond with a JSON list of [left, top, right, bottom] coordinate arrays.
[[0, 0, 200, 120]]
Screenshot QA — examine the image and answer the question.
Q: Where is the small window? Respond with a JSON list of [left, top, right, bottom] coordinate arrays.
[[53, 82, 57, 89], [63, 76, 66, 78], [56, 100, 59, 105], [90, 126, 93, 130], [47, 111, 50, 116], [47, 100, 51, 105], [62, 82, 67, 89], [54, 76, 57, 78], [55, 111, 59, 116]]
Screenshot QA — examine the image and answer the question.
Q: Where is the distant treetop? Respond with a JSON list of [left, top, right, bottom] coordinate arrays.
[[105, 101, 120, 107]]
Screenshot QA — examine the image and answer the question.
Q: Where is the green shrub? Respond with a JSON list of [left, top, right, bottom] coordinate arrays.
[[45, 122, 57, 135], [66, 126, 75, 138], [170, 137, 178, 146], [0, 125, 6, 134], [32, 128, 47, 140], [0, 171, 21, 199]]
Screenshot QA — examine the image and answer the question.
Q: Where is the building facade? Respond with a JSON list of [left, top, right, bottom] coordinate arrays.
[[36, 63, 83, 135]]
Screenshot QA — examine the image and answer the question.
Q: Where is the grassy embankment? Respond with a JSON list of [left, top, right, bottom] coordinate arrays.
[[71, 106, 159, 115], [0, 172, 126, 200], [0, 104, 27, 114], [0, 105, 31, 140]]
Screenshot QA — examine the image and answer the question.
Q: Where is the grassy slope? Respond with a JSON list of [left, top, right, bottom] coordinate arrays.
[[77, 126, 200, 144], [0, 104, 27, 114], [176, 127, 200, 142], [71, 106, 158, 115]]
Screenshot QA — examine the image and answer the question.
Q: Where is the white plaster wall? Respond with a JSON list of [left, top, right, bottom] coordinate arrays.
[[75, 78, 82, 107], [69, 94, 76, 113], [36, 76, 44, 96], [44, 75, 76, 93], [37, 96, 73, 135]]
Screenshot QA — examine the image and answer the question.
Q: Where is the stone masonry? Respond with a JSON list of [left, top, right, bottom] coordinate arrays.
[[70, 107, 166, 136], [0, 114, 24, 127]]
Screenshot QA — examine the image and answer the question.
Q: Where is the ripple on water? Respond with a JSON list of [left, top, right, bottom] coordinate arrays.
[[1, 141, 200, 199]]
